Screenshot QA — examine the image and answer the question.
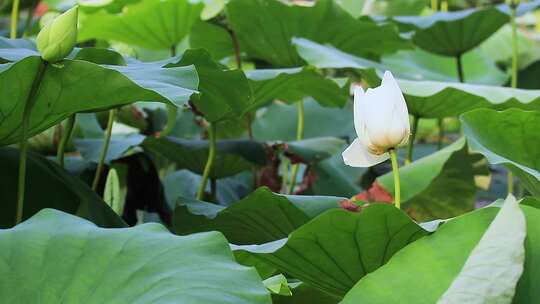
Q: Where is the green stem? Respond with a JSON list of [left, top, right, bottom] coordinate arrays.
[[288, 100, 305, 194], [56, 114, 76, 168], [10, 0, 20, 39], [17, 60, 48, 224], [160, 46, 178, 137], [510, 1, 519, 89], [281, 157, 290, 193], [437, 118, 444, 150], [160, 104, 177, 137], [197, 123, 217, 200], [508, 0, 519, 195], [431, 0, 438, 11], [441, 0, 448, 12], [91, 109, 116, 191], [508, 172, 514, 195], [389, 148, 401, 209], [405, 115, 419, 164], [456, 54, 464, 83]]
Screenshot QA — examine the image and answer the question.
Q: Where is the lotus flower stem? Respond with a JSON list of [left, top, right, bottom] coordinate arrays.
[[508, 0, 519, 195], [405, 115, 419, 164], [431, 0, 438, 11], [160, 46, 179, 138], [455, 54, 464, 83], [92, 109, 116, 191], [197, 123, 217, 200], [16, 60, 48, 224], [437, 118, 444, 150], [389, 148, 401, 209], [161, 105, 178, 137], [10, 0, 20, 38], [288, 100, 305, 194], [441, 0, 448, 12], [56, 114, 76, 168]]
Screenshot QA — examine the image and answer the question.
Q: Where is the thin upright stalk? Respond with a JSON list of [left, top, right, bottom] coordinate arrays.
[[91, 109, 116, 191], [437, 118, 445, 150], [405, 115, 419, 164], [161, 46, 178, 138], [288, 101, 305, 194], [10, 0, 20, 38], [17, 60, 48, 224], [56, 114, 76, 168], [389, 148, 401, 209], [455, 54, 464, 83], [23, 4, 35, 37], [441, 0, 448, 12], [508, 0, 519, 195], [197, 123, 217, 200], [431, 0, 438, 11]]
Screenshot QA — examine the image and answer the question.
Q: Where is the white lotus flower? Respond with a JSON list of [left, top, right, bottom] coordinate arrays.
[[342, 71, 410, 167]]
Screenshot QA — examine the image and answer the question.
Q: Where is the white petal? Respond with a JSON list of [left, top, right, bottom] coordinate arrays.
[[353, 85, 366, 139], [342, 138, 389, 167], [382, 71, 410, 130]]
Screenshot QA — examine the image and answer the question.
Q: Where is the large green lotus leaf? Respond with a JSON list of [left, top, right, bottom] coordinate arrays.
[[246, 67, 349, 111], [382, 48, 508, 85], [78, 0, 204, 50], [462, 109, 540, 197], [166, 48, 252, 122], [0, 209, 271, 304], [0, 56, 198, 146], [294, 39, 540, 118], [143, 136, 267, 178], [253, 99, 356, 142], [437, 196, 525, 303], [173, 187, 343, 244], [189, 21, 235, 61], [233, 205, 428, 298], [479, 25, 540, 70], [309, 152, 365, 197], [378, 139, 481, 221], [284, 137, 347, 164], [341, 203, 540, 304], [0, 147, 125, 228], [226, 0, 408, 67], [272, 282, 337, 304], [391, 1, 540, 56], [398, 79, 540, 118]]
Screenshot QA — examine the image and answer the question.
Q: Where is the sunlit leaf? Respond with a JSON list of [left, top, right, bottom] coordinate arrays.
[[0, 209, 271, 303]]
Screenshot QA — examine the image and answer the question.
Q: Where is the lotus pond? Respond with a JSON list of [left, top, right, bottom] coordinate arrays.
[[2, 0, 540, 303]]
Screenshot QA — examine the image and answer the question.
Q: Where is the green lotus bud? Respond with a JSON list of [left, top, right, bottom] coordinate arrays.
[[36, 6, 78, 63]]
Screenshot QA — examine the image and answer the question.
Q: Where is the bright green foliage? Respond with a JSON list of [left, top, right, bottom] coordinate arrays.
[[234, 205, 428, 297], [438, 195, 525, 304], [227, 0, 409, 67], [174, 187, 343, 243], [462, 109, 540, 197], [0, 56, 198, 146], [393, 6, 508, 56], [341, 203, 540, 304], [36, 6, 78, 62], [79, 0, 204, 50], [246, 67, 349, 110], [378, 139, 483, 221], [0, 209, 271, 304]]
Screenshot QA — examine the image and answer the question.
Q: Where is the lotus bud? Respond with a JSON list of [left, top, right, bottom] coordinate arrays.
[[36, 6, 78, 63], [343, 71, 410, 167]]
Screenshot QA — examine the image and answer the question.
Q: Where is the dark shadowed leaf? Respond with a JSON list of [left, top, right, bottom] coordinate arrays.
[[0, 147, 125, 228]]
